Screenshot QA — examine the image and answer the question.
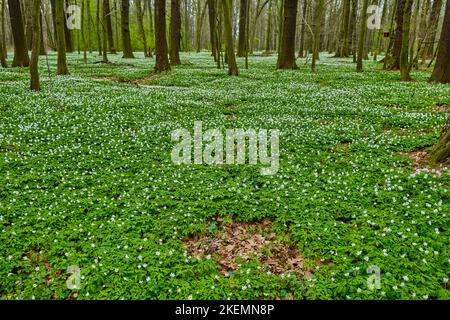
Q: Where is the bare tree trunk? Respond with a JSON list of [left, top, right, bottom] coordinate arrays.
[[311, 0, 324, 72], [298, 0, 307, 57], [154, 0, 170, 72], [400, 0, 413, 81], [8, 0, 30, 67], [424, 0, 442, 59], [357, 0, 369, 72], [170, 0, 182, 64], [103, 0, 115, 52], [207, 0, 217, 59], [277, 0, 298, 69], [121, 0, 134, 58], [430, 0, 450, 83], [96, 0, 102, 55], [222, 0, 238, 75], [237, 0, 248, 56], [56, 0, 69, 74], [136, 0, 149, 57], [30, 0, 41, 91], [387, 0, 405, 70]]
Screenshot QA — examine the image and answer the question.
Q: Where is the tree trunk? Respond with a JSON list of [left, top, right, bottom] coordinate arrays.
[[264, 0, 272, 53], [387, 0, 405, 70], [170, 0, 182, 64], [0, 0, 6, 67], [103, 0, 115, 52], [311, 0, 324, 72], [430, 0, 450, 83], [207, 0, 217, 59], [277, 0, 298, 69], [183, 0, 190, 51], [136, 0, 149, 57], [400, 0, 413, 81], [222, 0, 238, 75], [56, 0, 69, 74], [298, 0, 307, 57], [64, 0, 74, 52], [424, 0, 442, 59], [8, 0, 30, 67], [237, 0, 248, 56], [30, 0, 41, 91], [335, 0, 351, 57], [102, 0, 108, 62], [121, 0, 134, 58], [147, 0, 155, 56], [357, 0, 369, 72], [154, 0, 171, 72], [427, 115, 450, 165], [349, 0, 357, 62], [96, 0, 102, 55]]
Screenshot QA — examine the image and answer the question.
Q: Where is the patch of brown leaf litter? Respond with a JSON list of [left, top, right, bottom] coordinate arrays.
[[184, 217, 313, 278]]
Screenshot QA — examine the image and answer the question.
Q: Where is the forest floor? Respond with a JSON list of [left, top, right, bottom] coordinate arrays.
[[0, 52, 449, 299]]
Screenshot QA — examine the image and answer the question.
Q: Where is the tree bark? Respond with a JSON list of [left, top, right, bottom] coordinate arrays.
[[311, 0, 324, 72], [136, 0, 149, 57], [424, 0, 442, 58], [357, 0, 369, 72], [64, 0, 74, 52], [154, 0, 171, 72], [277, 0, 298, 69], [121, 0, 134, 58], [170, 0, 182, 64], [335, 0, 351, 57], [430, 0, 450, 83], [30, 0, 41, 91], [8, 0, 30, 67], [103, 0, 115, 52], [237, 0, 248, 56], [400, 0, 413, 81], [207, 0, 217, 59], [56, 0, 69, 74], [427, 115, 450, 165], [298, 0, 307, 57], [386, 0, 405, 70], [222, 0, 238, 75]]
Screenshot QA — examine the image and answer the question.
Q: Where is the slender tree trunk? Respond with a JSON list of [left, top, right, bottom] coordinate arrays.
[[349, 0, 357, 62], [0, 0, 6, 67], [387, 0, 405, 70], [170, 0, 182, 64], [207, 0, 217, 59], [237, 0, 248, 56], [30, 0, 41, 91], [357, 0, 369, 72], [154, 0, 170, 72], [424, 0, 442, 58], [183, 0, 190, 51], [222, 0, 238, 75], [56, 0, 69, 74], [147, 0, 154, 56], [298, 0, 307, 57], [82, 0, 87, 63], [103, 0, 115, 52], [277, 0, 298, 69], [102, 0, 108, 61], [265, 0, 272, 53], [311, 0, 324, 72], [136, 0, 149, 57], [1, 0, 6, 59], [86, 0, 91, 52], [96, 0, 102, 55], [400, 0, 413, 80], [64, 0, 74, 52], [430, 0, 450, 83], [121, 0, 134, 58], [8, 0, 30, 67]]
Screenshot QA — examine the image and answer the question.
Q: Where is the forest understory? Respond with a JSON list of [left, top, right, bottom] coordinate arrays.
[[0, 52, 449, 300]]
